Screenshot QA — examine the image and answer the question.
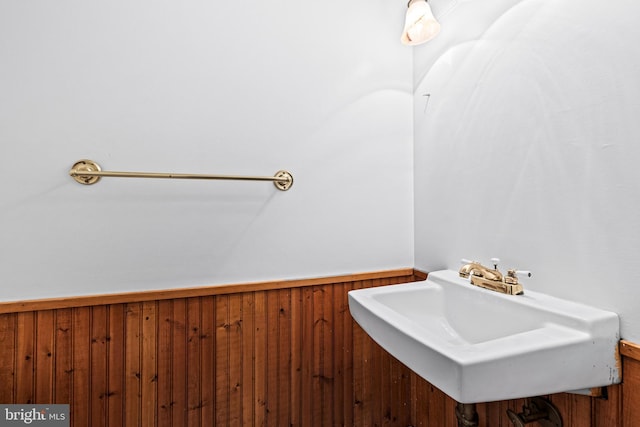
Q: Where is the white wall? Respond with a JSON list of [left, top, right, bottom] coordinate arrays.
[[7, 0, 637, 344], [414, 0, 640, 341], [0, 0, 414, 300]]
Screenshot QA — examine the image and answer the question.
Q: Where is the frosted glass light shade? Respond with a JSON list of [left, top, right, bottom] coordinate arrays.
[[401, 0, 441, 46]]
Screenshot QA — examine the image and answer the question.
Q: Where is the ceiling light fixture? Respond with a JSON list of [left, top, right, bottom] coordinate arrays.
[[401, 0, 441, 46]]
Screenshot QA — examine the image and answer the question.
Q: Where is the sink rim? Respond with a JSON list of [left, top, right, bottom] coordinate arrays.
[[347, 269, 621, 403], [361, 270, 609, 351]]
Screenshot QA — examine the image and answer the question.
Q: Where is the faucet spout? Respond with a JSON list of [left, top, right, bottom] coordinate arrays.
[[459, 261, 480, 278], [458, 262, 503, 282]]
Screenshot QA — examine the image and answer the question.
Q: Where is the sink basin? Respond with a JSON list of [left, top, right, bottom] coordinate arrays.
[[348, 269, 621, 403]]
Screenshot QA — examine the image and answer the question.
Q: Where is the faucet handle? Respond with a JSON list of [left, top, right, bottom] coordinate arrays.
[[505, 269, 533, 285]]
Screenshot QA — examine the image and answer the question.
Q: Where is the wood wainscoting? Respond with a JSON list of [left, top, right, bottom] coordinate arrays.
[[0, 269, 638, 427]]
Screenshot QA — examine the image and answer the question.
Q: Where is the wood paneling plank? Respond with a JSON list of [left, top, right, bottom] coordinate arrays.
[[444, 393, 457, 427], [16, 312, 35, 404], [171, 299, 187, 427], [186, 298, 201, 427], [141, 301, 157, 427], [253, 291, 267, 427], [35, 310, 54, 403], [410, 373, 418, 426], [623, 358, 640, 427], [289, 288, 302, 427], [360, 281, 374, 427], [485, 400, 502, 427], [277, 289, 292, 427], [266, 291, 279, 427], [390, 356, 410, 426], [90, 306, 108, 427], [241, 293, 255, 427], [549, 393, 570, 426], [399, 364, 412, 426], [428, 383, 446, 427], [417, 375, 432, 427], [594, 385, 621, 427], [333, 283, 345, 427], [124, 303, 141, 427], [0, 313, 16, 403], [498, 399, 511, 427], [215, 295, 229, 427], [54, 309, 72, 405], [107, 304, 125, 427], [351, 281, 365, 427], [156, 300, 173, 427], [474, 401, 486, 427], [343, 282, 355, 427], [410, 374, 422, 427], [300, 287, 313, 426], [228, 294, 243, 426], [570, 394, 592, 427], [199, 296, 215, 427], [376, 342, 388, 425], [312, 286, 324, 427], [322, 284, 334, 427], [72, 307, 91, 426]]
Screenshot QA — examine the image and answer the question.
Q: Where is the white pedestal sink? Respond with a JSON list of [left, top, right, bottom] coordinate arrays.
[[348, 270, 621, 404]]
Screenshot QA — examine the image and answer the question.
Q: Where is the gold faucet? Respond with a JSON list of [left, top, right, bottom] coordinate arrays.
[[459, 259, 526, 295]]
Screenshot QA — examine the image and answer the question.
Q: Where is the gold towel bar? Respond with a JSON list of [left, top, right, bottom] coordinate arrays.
[[69, 159, 293, 191]]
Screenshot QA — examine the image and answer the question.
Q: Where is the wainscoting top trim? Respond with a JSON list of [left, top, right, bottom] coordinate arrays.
[[0, 268, 422, 314], [621, 340, 640, 362]]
